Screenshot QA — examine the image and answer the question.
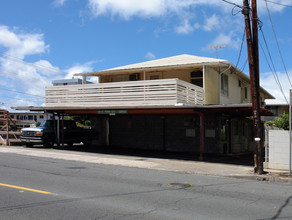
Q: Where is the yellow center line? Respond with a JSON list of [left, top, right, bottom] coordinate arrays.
[[0, 183, 51, 194]]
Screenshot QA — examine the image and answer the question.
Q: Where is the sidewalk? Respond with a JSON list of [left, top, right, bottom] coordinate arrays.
[[1, 145, 291, 184]]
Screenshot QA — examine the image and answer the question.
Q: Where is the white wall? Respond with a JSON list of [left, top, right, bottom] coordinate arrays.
[[268, 130, 291, 170], [220, 71, 242, 104]]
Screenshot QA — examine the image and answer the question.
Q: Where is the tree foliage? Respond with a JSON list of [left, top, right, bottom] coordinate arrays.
[[268, 113, 289, 130]]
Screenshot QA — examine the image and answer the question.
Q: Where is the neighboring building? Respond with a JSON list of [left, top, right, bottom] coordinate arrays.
[[9, 112, 52, 129], [263, 99, 289, 122], [52, 78, 93, 86], [29, 54, 275, 156]]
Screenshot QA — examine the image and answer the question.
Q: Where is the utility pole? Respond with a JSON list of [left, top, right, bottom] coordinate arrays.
[[242, 0, 263, 174]]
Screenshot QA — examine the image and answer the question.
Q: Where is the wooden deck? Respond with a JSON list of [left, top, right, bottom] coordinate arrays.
[[45, 78, 204, 108]]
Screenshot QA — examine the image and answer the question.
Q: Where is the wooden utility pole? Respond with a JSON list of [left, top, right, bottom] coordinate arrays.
[[242, 0, 263, 174]]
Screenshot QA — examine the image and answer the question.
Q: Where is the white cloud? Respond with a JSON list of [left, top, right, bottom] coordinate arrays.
[[260, 70, 292, 103], [174, 19, 196, 34], [144, 52, 156, 60], [208, 32, 240, 50], [0, 26, 49, 59], [53, 0, 67, 7], [0, 26, 101, 109], [203, 14, 219, 32], [0, 26, 61, 108], [64, 62, 95, 79], [88, 0, 167, 19], [33, 60, 61, 76], [87, 0, 291, 19]]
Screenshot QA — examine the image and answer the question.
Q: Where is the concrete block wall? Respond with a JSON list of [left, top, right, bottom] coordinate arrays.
[[268, 130, 291, 170]]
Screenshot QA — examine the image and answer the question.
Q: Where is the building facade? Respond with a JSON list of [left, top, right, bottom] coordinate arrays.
[[30, 54, 274, 155]]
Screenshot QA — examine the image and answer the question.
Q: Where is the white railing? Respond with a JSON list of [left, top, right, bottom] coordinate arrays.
[[45, 78, 204, 108]]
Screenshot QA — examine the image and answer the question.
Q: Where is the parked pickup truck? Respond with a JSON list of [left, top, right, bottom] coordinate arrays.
[[20, 119, 97, 148]]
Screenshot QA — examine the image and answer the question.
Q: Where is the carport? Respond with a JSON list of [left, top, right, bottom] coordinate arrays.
[[15, 103, 273, 159]]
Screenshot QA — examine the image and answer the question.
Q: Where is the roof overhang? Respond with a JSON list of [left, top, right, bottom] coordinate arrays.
[[75, 61, 231, 77], [13, 104, 273, 117]]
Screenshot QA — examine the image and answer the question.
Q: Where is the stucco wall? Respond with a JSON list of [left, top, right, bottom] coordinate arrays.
[[220, 71, 242, 104], [205, 66, 219, 104], [268, 130, 291, 170]]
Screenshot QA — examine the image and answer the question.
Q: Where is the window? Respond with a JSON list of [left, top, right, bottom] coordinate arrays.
[[129, 73, 139, 81], [221, 74, 228, 96], [238, 80, 242, 87], [28, 115, 33, 120], [190, 70, 203, 87], [39, 115, 44, 119], [244, 87, 248, 99]]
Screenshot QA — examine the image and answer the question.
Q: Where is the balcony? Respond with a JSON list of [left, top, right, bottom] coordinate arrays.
[[45, 78, 204, 109]]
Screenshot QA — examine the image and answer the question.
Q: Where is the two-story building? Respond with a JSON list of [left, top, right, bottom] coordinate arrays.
[[42, 54, 273, 157]]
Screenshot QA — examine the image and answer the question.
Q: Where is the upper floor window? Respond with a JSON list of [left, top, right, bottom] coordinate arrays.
[[190, 70, 203, 87], [129, 73, 139, 81], [244, 87, 248, 99], [221, 74, 228, 96]]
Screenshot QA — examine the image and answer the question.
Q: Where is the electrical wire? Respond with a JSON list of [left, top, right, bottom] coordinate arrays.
[[3, 96, 43, 102], [221, 0, 243, 8], [235, 27, 246, 69], [259, 27, 288, 103], [0, 87, 45, 99], [264, 0, 292, 8], [0, 52, 61, 74], [265, 0, 292, 88], [240, 58, 248, 72], [259, 41, 288, 103]]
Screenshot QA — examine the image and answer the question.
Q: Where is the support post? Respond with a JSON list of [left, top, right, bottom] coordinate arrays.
[[57, 115, 60, 148], [61, 114, 64, 148], [199, 112, 205, 160], [82, 76, 86, 84], [6, 112, 10, 146]]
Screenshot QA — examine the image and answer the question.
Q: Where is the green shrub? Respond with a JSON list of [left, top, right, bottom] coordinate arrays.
[[266, 113, 289, 130]]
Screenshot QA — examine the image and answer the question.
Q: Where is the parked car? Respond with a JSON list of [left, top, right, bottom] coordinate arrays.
[[20, 119, 97, 147]]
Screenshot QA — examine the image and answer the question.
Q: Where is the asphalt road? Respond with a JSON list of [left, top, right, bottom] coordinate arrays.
[[0, 152, 291, 220]]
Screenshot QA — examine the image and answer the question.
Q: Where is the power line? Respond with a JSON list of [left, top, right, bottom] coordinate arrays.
[[4, 96, 43, 102], [259, 25, 288, 103], [258, 22, 288, 102], [265, 0, 292, 8], [240, 58, 248, 72], [0, 87, 45, 99], [221, 0, 242, 8], [235, 27, 246, 69], [0, 52, 61, 74], [265, 0, 292, 87]]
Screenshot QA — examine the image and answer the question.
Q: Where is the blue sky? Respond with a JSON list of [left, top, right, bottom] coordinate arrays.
[[0, 0, 292, 110]]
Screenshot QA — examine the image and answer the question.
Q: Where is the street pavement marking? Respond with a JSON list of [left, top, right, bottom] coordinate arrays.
[[0, 183, 51, 194]]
